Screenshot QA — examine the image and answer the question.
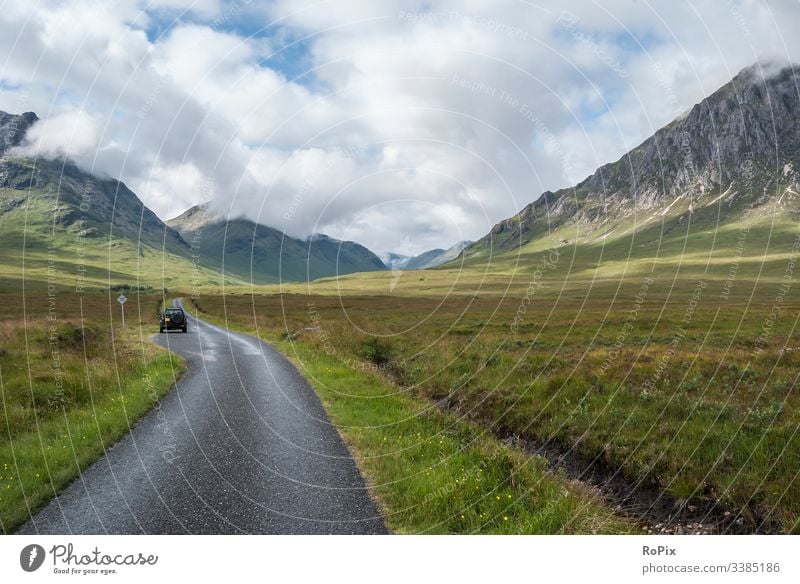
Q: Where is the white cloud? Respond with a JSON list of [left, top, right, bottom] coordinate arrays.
[[142, 160, 217, 220], [1, 0, 799, 256], [18, 109, 101, 159]]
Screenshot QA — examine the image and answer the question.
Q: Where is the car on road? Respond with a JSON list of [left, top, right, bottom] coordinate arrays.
[[160, 306, 188, 333]]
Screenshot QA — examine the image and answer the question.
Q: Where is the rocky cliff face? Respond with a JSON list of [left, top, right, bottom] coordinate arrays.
[[0, 111, 38, 155], [466, 63, 800, 257]]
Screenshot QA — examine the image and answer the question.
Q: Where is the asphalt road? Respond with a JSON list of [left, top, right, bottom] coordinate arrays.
[[18, 300, 387, 534]]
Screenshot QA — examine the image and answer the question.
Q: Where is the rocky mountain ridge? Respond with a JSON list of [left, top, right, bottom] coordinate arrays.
[[465, 63, 800, 258]]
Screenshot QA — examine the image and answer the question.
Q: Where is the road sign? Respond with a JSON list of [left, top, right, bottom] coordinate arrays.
[[117, 294, 127, 327]]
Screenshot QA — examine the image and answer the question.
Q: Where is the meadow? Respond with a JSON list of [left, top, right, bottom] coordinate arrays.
[[3, 203, 799, 534], [0, 288, 183, 532], [190, 214, 800, 534]]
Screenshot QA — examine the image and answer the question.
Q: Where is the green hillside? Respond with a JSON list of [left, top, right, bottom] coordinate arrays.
[[168, 204, 386, 283], [0, 152, 241, 291], [0, 110, 389, 290]]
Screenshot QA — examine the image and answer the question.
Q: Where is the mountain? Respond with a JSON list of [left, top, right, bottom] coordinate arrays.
[[381, 252, 411, 270], [0, 154, 188, 254], [380, 241, 473, 271], [405, 240, 472, 269], [167, 204, 386, 283], [464, 63, 800, 260], [0, 110, 385, 287], [0, 111, 38, 154], [0, 111, 207, 288]]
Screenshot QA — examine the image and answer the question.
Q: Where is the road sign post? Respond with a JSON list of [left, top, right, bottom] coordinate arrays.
[[117, 294, 127, 327]]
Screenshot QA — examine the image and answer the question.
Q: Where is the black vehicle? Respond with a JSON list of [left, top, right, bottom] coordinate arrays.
[[160, 306, 188, 333]]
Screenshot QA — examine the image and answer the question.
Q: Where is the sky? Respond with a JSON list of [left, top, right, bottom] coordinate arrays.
[[1, 0, 799, 256]]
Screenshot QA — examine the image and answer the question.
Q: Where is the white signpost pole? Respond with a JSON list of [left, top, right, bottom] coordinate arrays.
[[117, 294, 127, 328]]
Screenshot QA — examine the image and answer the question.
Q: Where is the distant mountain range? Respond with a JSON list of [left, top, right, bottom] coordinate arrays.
[[405, 241, 472, 269], [3, 62, 795, 289], [381, 252, 411, 270], [463, 63, 800, 261], [381, 240, 472, 271], [0, 108, 469, 287], [0, 112, 386, 286]]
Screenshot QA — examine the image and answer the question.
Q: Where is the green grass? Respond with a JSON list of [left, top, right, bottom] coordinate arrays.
[[186, 208, 800, 533], [0, 290, 185, 533], [190, 299, 636, 533]]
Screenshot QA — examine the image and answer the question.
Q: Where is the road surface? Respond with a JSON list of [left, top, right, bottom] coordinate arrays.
[[18, 301, 386, 534]]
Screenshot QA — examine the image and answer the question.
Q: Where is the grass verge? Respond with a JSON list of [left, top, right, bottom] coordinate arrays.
[[0, 291, 185, 533]]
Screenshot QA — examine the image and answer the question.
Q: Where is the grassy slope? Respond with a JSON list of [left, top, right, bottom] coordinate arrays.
[[0, 154, 248, 291], [168, 204, 388, 284], [261, 201, 800, 294], [0, 200, 244, 292], [175, 219, 386, 284]]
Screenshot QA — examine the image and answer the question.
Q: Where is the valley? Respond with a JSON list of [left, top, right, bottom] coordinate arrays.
[[3, 62, 800, 534], [189, 247, 800, 534]]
